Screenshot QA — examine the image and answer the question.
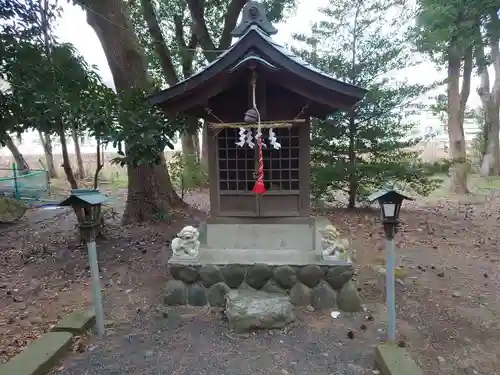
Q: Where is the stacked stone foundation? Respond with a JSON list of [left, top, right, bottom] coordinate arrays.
[[164, 263, 361, 312]]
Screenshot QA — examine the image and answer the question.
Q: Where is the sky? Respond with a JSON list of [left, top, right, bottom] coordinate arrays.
[[0, 0, 485, 156]]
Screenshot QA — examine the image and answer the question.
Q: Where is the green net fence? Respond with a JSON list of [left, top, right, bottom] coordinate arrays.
[[0, 165, 49, 200]]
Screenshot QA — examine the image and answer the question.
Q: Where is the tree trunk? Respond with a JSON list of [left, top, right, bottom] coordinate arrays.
[[71, 125, 85, 179], [446, 44, 471, 194], [84, 0, 184, 224], [38, 130, 58, 178], [4, 134, 30, 173], [477, 18, 500, 176], [58, 121, 78, 189], [479, 101, 500, 175]]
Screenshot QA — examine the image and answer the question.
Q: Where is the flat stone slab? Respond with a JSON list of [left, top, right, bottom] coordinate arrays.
[[0, 332, 73, 375], [225, 290, 295, 333], [375, 344, 423, 375], [204, 222, 315, 251], [52, 309, 95, 334], [170, 247, 351, 266]]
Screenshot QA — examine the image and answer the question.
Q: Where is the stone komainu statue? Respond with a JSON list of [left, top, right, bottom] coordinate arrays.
[[171, 225, 200, 258]]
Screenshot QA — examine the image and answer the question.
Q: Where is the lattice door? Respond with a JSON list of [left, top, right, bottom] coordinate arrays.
[[217, 129, 255, 192], [217, 127, 300, 217], [262, 127, 299, 192]]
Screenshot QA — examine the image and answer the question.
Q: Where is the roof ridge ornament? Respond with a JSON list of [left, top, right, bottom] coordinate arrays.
[[231, 1, 278, 38]]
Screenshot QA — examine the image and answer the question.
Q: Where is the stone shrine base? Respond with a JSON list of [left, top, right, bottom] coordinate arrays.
[[164, 217, 361, 313], [164, 258, 361, 312]]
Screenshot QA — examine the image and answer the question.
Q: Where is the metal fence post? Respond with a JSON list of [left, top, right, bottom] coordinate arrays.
[[12, 163, 20, 201]]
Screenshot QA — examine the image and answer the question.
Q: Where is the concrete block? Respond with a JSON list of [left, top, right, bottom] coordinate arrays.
[[375, 344, 423, 375], [0, 332, 73, 375], [52, 309, 95, 334]]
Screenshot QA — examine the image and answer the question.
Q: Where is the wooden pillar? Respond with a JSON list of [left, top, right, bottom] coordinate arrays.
[[206, 120, 220, 217], [298, 115, 311, 216]]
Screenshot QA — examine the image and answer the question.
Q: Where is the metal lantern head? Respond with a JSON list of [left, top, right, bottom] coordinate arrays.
[[380, 198, 401, 221], [368, 187, 414, 222], [59, 189, 109, 240]]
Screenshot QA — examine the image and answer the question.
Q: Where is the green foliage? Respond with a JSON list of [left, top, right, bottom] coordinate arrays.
[[109, 89, 181, 167], [294, 0, 444, 207], [0, 0, 46, 141], [1, 0, 182, 170], [4, 42, 105, 130], [168, 152, 207, 199], [412, 0, 478, 63], [411, 0, 499, 58], [412, 0, 499, 64], [1, 0, 106, 139]]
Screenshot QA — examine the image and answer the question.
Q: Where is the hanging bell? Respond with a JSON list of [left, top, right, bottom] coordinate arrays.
[[244, 108, 259, 124]]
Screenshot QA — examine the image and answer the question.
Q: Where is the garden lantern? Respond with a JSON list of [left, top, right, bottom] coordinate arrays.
[[369, 187, 413, 343], [371, 188, 410, 239], [59, 189, 107, 241], [59, 189, 109, 337]]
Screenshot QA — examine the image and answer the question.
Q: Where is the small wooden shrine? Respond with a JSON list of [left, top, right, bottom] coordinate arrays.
[[154, 2, 368, 312], [149, 1, 366, 220]]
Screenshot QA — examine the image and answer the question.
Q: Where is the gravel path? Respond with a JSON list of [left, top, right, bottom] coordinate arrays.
[[54, 308, 379, 375]]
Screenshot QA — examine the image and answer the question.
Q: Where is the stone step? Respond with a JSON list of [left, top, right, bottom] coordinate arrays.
[[170, 247, 351, 266], [225, 290, 295, 333], [204, 223, 316, 251]]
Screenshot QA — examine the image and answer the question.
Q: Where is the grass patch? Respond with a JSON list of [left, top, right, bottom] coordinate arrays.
[[471, 175, 500, 192]]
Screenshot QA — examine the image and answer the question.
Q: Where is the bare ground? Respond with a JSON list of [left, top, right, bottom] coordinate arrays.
[[330, 190, 500, 375], [51, 308, 379, 375], [1, 182, 500, 375]]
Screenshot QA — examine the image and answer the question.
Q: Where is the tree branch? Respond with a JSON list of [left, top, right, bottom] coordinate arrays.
[[185, 0, 218, 62], [140, 0, 178, 85], [218, 0, 246, 49], [173, 14, 198, 78]]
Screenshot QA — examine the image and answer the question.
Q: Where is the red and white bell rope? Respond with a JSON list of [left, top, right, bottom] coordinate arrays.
[[250, 73, 266, 194]]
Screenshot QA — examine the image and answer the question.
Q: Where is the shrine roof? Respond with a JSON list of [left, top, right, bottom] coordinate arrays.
[[148, 3, 367, 116]]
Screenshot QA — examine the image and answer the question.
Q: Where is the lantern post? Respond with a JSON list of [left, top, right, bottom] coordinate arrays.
[[369, 187, 413, 342], [59, 189, 108, 336]]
